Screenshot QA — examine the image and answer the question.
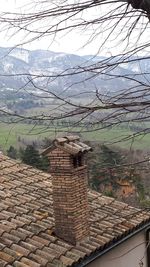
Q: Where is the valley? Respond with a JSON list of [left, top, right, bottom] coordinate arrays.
[[0, 47, 150, 209], [0, 120, 150, 152]]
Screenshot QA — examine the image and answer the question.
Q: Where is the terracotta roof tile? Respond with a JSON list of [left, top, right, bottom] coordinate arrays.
[[0, 259, 7, 267], [29, 253, 49, 266], [43, 135, 92, 155], [20, 258, 41, 267], [13, 261, 30, 267], [0, 154, 150, 267], [3, 247, 22, 260], [0, 251, 15, 263]]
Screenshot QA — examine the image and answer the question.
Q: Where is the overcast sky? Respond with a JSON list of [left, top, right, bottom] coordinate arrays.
[[0, 0, 149, 57], [0, 0, 89, 54]]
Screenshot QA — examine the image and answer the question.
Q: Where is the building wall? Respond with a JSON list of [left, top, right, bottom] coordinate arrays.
[[87, 231, 147, 267]]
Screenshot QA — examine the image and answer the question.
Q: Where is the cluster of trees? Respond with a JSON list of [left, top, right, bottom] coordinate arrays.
[[6, 140, 149, 206], [7, 145, 49, 171], [89, 145, 124, 191], [7, 100, 42, 111], [88, 144, 148, 206]]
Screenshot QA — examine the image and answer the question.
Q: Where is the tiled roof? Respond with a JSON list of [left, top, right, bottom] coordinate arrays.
[[42, 136, 92, 155], [0, 154, 150, 267]]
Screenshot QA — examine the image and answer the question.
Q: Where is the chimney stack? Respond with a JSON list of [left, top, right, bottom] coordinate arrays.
[[43, 136, 92, 245]]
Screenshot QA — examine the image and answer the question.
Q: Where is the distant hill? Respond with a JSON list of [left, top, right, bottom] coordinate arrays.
[[0, 47, 149, 97]]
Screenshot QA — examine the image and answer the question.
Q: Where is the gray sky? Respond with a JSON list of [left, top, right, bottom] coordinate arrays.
[[0, 0, 105, 55], [0, 0, 88, 54], [0, 0, 149, 56]]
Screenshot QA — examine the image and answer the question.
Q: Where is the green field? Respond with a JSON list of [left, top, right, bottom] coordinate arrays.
[[0, 123, 55, 151], [0, 122, 150, 152], [84, 129, 150, 149]]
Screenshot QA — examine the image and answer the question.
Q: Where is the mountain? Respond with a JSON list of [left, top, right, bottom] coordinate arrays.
[[0, 47, 148, 98]]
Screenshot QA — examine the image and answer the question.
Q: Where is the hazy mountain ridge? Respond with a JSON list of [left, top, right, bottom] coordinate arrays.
[[0, 47, 148, 96]]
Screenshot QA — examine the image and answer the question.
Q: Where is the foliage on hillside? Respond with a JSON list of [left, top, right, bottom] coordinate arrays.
[[7, 144, 49, 172], [6, 141, 150, 208], [88, 144, 150, 207]]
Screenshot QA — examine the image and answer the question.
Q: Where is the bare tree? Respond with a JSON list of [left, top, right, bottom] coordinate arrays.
[[0, 0, 150, 145], [0, 0, 150, 209]]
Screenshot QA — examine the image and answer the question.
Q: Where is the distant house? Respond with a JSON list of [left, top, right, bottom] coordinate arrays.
[[0, 136, 150, 267]]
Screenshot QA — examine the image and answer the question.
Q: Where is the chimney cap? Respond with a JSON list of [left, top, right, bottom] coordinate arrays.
[[42, 135, 92, 155]]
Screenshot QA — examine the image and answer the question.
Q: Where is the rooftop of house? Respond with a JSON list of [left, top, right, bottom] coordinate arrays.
[[0, 154, 150, 267]]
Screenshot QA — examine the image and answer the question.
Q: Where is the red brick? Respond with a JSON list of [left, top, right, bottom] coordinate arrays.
[[48, 139, 90, 245]]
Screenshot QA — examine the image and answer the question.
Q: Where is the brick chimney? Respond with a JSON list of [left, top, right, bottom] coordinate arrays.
[[43, 136, 92, 245]]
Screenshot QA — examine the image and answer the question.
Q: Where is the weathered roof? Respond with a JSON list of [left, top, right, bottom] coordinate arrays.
[[0, 154, 150, 267], [42, 136, 92, 155]]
